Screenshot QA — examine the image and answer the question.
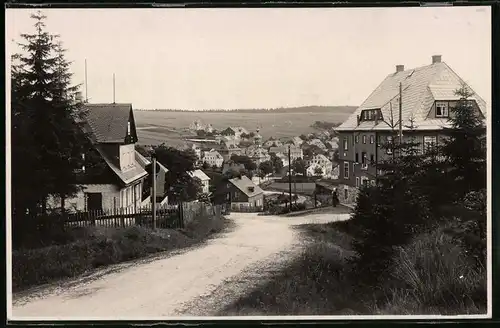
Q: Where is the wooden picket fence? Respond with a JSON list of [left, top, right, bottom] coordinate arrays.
[[32, 203, 183, 230]]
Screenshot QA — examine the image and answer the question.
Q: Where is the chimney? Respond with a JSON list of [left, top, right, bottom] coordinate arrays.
[[432, 55, 442, 64], [396, 65, 404, 73]]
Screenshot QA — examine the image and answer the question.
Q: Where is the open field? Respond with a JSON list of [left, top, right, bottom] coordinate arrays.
[[134, 108, 356, 146]]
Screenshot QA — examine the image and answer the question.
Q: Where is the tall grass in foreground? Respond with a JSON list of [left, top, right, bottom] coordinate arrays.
[[378, 226, 487, 315], [220, 220, 487, 316]]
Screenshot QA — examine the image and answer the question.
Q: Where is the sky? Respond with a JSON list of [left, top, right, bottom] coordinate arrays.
[[5, 6, 491, 110]]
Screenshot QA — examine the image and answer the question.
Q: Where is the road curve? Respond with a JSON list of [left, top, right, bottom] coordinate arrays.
[[11, 211, 350, 320]]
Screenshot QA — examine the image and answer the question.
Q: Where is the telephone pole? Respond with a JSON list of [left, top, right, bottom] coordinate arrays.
[[84, 59, 88, 103], [152, 153, 157, 229], [399, 82, 403, 145], [288, 145, 292, 211]]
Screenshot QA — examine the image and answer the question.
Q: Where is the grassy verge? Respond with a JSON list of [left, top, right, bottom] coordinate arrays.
[[220, 219, 486, 316], [12, 215, 232, 292]]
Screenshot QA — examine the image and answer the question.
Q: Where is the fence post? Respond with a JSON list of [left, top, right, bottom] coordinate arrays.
[[179, 202, 184, 229], [121, 207, 126, 227]]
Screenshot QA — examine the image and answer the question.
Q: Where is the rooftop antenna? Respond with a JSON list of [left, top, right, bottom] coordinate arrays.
[[84, 59, 88, 103], [113, 73, 116, 104]]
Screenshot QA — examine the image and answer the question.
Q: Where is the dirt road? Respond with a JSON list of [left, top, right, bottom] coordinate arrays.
[[11, 210, 350, 320]]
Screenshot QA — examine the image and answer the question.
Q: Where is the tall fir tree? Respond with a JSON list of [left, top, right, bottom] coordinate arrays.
[[11, 11, 87, 216], [440, 83, 487, 200], [350, 126, 432, 283]]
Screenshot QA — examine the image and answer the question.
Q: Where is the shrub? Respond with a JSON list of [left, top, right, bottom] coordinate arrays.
[[384, 228, 487, 314], [12, 218, 228, 291]]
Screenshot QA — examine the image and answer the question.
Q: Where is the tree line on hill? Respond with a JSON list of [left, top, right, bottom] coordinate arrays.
[[135, 105, 358, 114]]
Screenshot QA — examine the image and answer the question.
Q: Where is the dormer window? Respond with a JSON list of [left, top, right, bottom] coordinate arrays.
[[436, 102, 449, 117], [360, 109, 382, 121]]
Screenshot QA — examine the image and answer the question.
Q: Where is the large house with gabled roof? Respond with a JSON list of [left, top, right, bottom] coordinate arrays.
[[335, 55, 487, 205], [47, 103, 148, 213]]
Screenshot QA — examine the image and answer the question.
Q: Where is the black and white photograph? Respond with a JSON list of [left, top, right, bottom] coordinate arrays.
[[6, 5, 491, 320]]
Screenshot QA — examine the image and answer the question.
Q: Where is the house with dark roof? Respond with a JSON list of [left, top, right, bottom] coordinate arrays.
[[335, 55, 487, 205], [223, 175, 264, 211], [48, 103, 148, 213]]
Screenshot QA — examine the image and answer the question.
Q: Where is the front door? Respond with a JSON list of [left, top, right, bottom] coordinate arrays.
[[87, 193, 103, 211]]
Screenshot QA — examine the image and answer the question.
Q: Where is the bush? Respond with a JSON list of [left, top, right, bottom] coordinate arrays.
[[12, 217, 228, 291], [382, 227, 487, 314]]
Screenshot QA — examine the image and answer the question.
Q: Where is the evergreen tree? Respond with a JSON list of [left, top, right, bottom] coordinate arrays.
[[440, 84, 486, 200], [11, 12, 86, 216], [351, 128, 432, 283]]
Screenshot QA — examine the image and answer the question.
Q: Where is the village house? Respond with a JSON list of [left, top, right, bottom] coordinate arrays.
[[222, 161, 246, 175], [48, 103, 148, 213], [269, 145, 304, 162], [335, 55, 487, 205], [229, 126, 249, 140], [307, 138, 327, 150], [252, 147, 271, 165], [221, 175, 265, 211], [135, 151, 169, 206], [188, 169, 211, 194], [292, 136, 304, 147], [202, 149, 224, 168], [276, 153, 290, 168], [253, 131, 263, 145], [306, 154, 333, 177], [243, 144, 260, 157], [263, 137, 282, 148]]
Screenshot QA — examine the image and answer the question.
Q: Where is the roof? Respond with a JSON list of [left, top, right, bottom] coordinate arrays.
[[312, 154, 330, 161], [135, 151, 151, 167], [188, 169, 210, 181], [229, 175, 264, 198], [83, 103, 133, 143], [230, 126, 249, 134], [134, 151, 169, 173], [95, 145, 147, 185], [336, 60, 487, 132], [222, 162, 246, 174], [269, 145, 302, 154]]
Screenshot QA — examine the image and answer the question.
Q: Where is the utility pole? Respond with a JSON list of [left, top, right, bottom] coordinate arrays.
[[113, 73, 116, 104], [152, 153, 157, 229], [399, 82, 403, 145], [288, 145, 292, 211]]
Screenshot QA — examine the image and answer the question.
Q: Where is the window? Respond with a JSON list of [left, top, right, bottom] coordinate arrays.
[[423, 136, 437, 153], [386, 136, 393, 154], [361, 109, 382, 121], [370, 154, 374, 163], [343, 137, 348, 151], [362, 135, 367, 144], [355, 153, 359, 163], [356, 177, 360, 187], [355, 135, 359, 144], [343, 162, 349, 179], [436, 101, 449, 117], [371, 180, 376, 186], [361, 152, 368, 170], [370, 135, 374, 144]]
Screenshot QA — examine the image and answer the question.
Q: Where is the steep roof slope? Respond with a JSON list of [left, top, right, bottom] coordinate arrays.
[[337, 59, 487, 132], [83, 103, 133, 143], [229, 175, 264, 197]]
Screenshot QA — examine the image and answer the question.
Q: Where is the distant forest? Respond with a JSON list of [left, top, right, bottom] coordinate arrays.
[[135, 105, 358, 113]]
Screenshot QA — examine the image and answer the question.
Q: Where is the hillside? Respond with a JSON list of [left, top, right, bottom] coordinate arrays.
[[136, 105, 357, 114], [134, 106, 357, 147]]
